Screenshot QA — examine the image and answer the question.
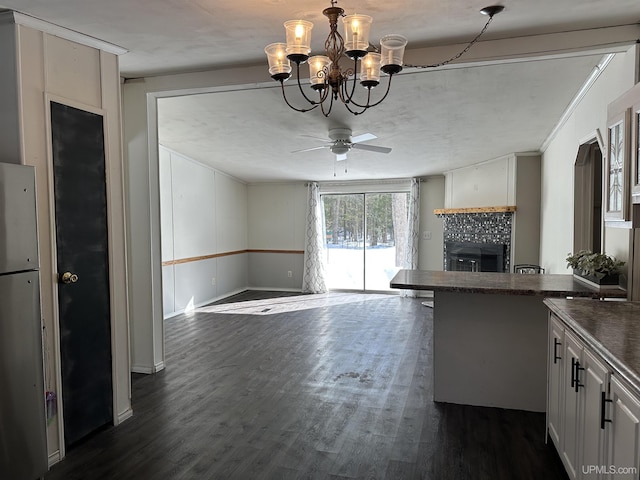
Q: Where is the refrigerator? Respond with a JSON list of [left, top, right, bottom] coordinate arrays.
[[0, 163, 48, 479]]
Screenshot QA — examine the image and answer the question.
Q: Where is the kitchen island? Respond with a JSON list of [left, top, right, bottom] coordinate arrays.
[[390, 270, 626, 412]]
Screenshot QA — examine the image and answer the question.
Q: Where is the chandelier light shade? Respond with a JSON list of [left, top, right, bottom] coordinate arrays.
[[308, 55, 332, 86], [265, 43, 292, 76], [284, 20, 313, 56], [265, 0, 504, 117], [360, 52, 381, 84], [380, 35, 408, 73], [342, 14, 372, 53]]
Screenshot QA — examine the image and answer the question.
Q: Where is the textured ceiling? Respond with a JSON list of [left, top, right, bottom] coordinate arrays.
[[157, 54, 604, 182], [1, 0, 638, 78], [2, 0, 639, 182]]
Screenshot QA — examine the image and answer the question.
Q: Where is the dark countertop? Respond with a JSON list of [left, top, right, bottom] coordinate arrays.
[[390, 270, 627, 298], [544, 298, 640, 393]]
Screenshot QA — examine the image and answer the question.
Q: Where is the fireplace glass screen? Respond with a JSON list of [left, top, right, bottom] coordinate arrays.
[[445, 241, 506, 272]]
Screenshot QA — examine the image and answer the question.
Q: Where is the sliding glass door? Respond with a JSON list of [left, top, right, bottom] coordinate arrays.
[[323, 194, 364, 289], [322, 192, 409, 291]]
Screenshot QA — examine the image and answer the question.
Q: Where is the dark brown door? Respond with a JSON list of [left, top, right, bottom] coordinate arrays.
[[50, 101, 113, 447]]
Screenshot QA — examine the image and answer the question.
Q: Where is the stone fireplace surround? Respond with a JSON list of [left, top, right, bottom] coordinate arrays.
[[435, 206, 515, 273]]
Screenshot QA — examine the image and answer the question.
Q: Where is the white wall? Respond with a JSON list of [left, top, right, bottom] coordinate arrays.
[[540, 48, 638, 273], [0, 19, 20, 164], [445, 155, 516, 208], [159, 146, 248, 319], [247, 183, 306, 289], [419, 176, 445, 271], [514, 155, 542, 266]]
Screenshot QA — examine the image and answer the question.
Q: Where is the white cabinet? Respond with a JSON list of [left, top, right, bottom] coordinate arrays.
[[561, 330, 584, 478], [548, 315, 564, 447], [580, 349, 608, 479], [559, 330, 608, 479], [548, 313, 639, 480], [608, 375, 640, 479]]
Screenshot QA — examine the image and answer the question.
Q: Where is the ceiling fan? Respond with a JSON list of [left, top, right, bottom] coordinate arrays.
[[292, 127, 392, 161]]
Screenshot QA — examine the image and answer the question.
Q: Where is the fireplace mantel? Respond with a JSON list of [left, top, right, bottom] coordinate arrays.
[[434, 205, 517, 215]]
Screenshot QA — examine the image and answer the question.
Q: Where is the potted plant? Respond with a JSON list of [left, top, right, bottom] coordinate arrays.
[[566, 250, 625, 287]]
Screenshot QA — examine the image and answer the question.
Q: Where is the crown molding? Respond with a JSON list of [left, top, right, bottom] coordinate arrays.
[[0, 10, 128, 55]]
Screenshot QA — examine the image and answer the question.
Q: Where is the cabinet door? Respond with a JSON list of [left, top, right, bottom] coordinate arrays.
[[562, 331, 583, 479], [548, 314, 565, 447], [608, 376, 640, 479], [581, 349, 609, 479]]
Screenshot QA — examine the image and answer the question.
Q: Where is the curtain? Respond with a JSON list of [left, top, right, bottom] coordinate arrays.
[[401, 178, 420, 298], [302, 182, 328, 293]]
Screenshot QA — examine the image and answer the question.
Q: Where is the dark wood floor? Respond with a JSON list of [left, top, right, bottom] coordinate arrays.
[[45, 291, 568, 480]]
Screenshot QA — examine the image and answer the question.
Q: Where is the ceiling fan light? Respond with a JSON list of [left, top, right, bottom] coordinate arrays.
[[284, 20, 313, 58], [265, 43, 292, 78], [332, 144, 350, 155], [380, 34, 408, 72], [342, 14, 372, 58]]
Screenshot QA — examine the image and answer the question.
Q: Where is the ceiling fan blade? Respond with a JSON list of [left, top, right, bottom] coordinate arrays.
[[335, 153, 348, 161], [300, 134, 330, 142], [351, 132, 377, 144], [291, 145, 330, 154], [352, 143, 392, 154]]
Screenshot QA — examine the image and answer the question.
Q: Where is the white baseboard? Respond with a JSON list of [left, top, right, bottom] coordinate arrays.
[[48, 450, 61, 467], [162, 288, 249, 319], [248, 287, 302, 292], [116, 407, 134, 425], [131, 365, 154, 374], [131, 360, 165, 374]]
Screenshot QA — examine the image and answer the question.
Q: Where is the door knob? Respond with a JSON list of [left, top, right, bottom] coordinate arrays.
[[60, 272, 79, 284]]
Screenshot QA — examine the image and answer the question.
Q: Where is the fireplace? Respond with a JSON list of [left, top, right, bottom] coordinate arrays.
[[436, 209, 513, 273], [445, 241, 506, 272]]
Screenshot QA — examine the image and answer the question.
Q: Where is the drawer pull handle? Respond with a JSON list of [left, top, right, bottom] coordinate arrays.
[[553, 338, 561, 364], [571, 358, 584, 392], [574, 360, 584, 392], [600, 391, 613, 429]]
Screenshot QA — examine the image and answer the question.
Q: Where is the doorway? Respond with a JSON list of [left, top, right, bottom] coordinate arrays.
[[322, 192, 409, 291], [574, 140, 603, 254], [50, 101, 113, 447]]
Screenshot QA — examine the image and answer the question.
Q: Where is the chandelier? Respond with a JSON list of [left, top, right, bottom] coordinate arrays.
[[265, 1, 503, 117]]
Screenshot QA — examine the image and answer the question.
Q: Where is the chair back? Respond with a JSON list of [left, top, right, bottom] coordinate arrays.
[[514, 264, 545, 274]]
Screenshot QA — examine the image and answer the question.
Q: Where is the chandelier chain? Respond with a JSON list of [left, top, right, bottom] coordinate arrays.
[[404, 14, 495, 69]]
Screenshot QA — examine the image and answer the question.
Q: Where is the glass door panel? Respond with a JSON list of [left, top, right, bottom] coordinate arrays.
[[323, 194, 364, 290], [364, 192, 409, 291]]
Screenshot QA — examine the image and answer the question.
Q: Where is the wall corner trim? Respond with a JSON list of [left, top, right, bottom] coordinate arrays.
[[5, 10, 128, 55]]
